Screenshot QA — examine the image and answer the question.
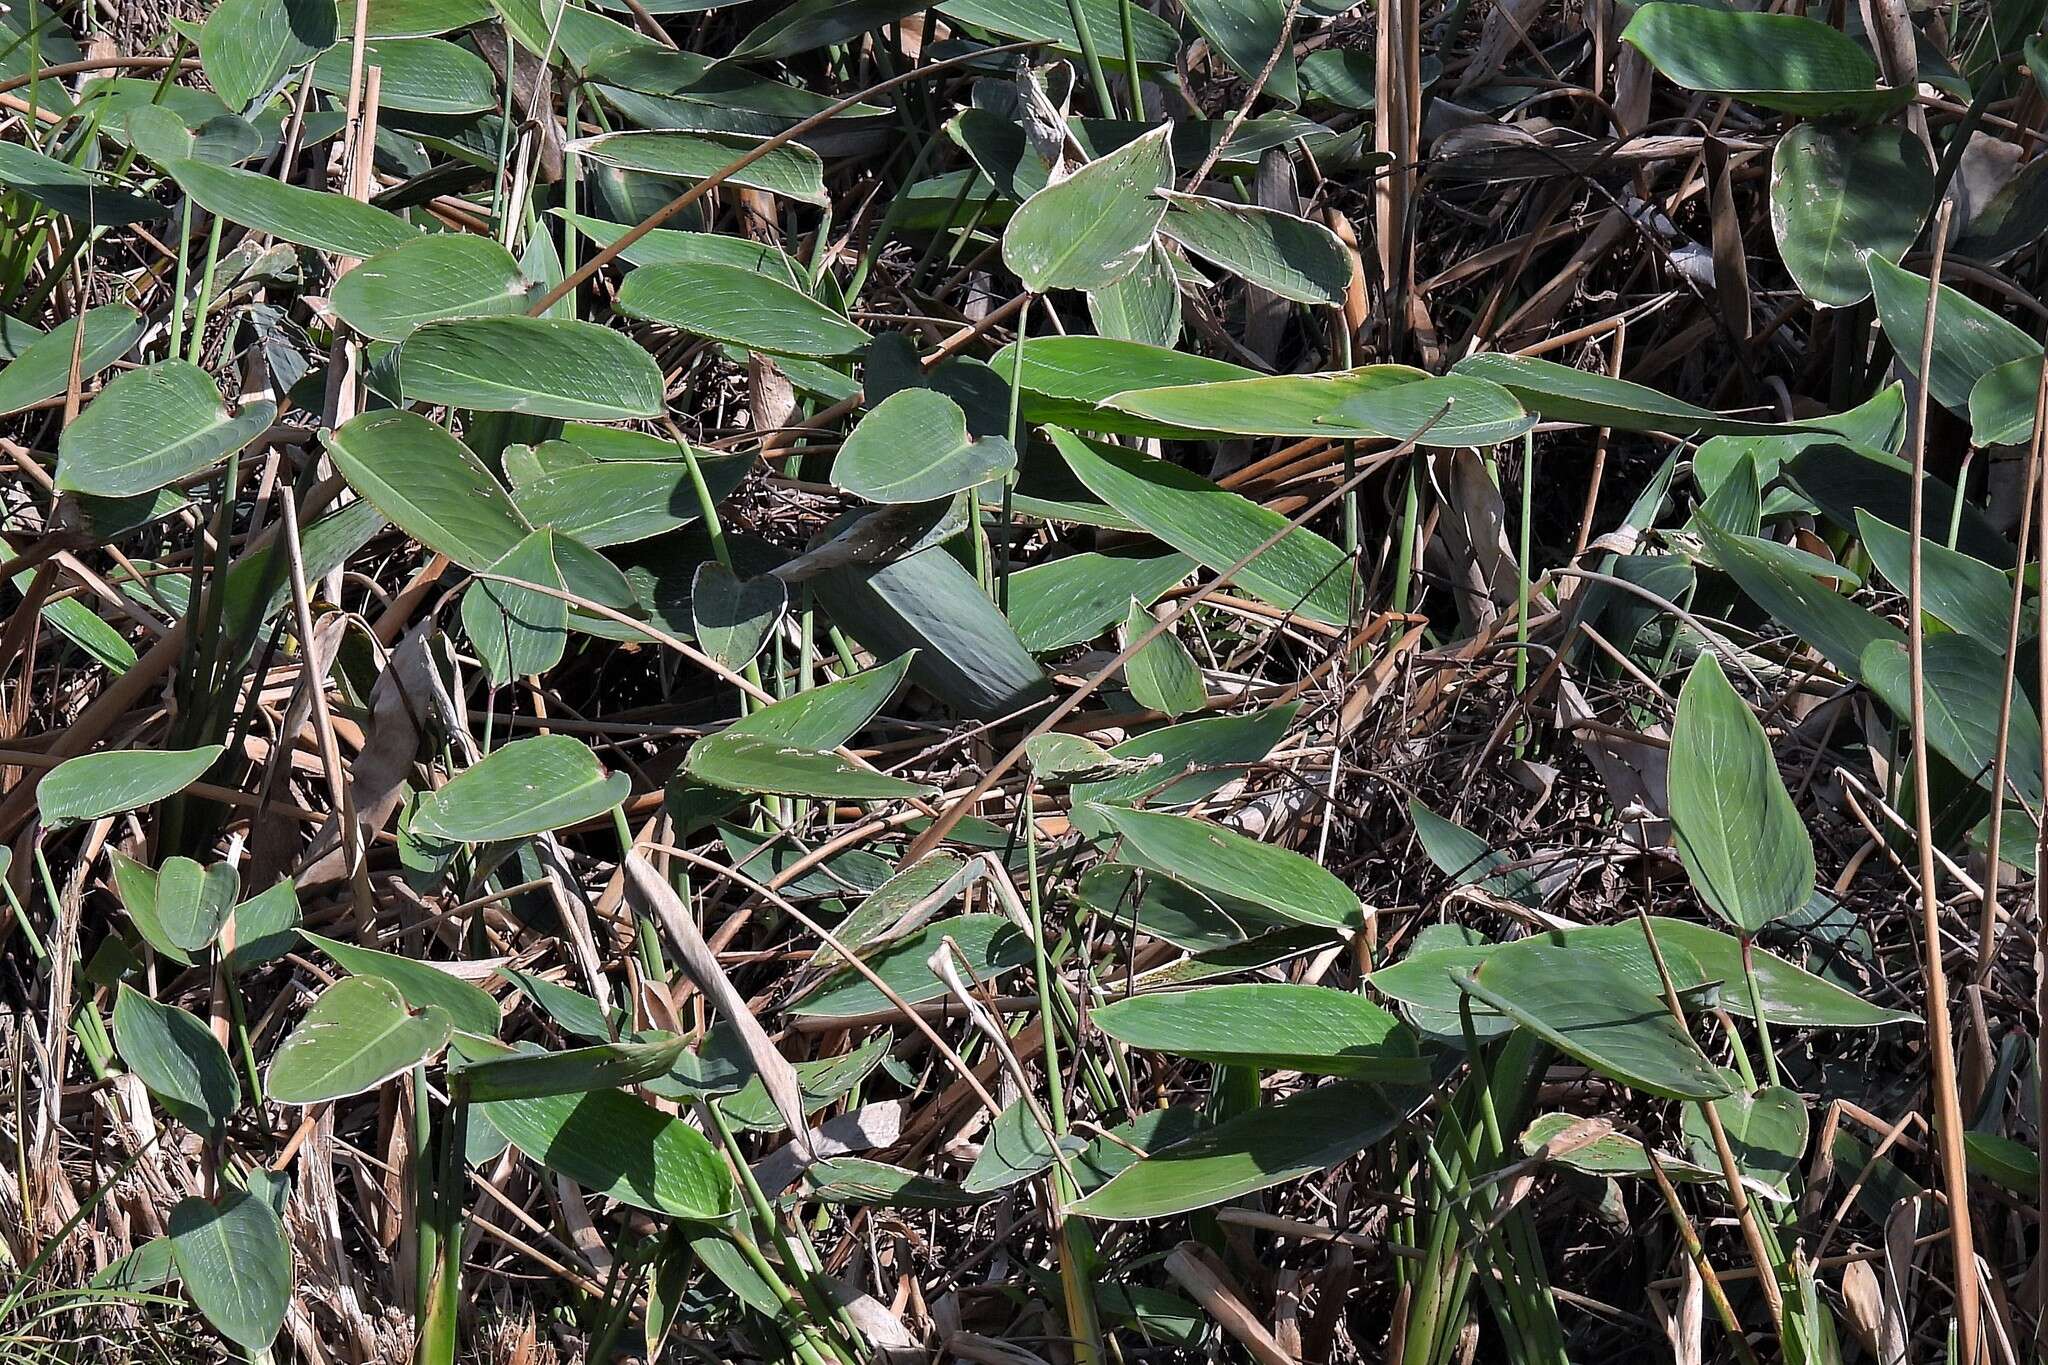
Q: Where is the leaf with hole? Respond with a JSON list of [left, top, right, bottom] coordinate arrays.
[[1769, 123, 1931, 308], [267, 975, 454, 1104], [1002, 124, 1172, 294]]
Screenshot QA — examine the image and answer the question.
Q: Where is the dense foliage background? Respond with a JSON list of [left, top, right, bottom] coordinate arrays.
[[0, 0, 2042, 1360]]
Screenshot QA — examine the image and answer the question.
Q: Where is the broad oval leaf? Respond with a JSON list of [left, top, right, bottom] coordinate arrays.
[[113, 984, 239, 1136], [411, 734, 629, 841], [200, 0, 337, 111], [510, 453, 751, 547], [1867, 257, 2040, 422], [1861, 635, 2044, 806], [1855, 510, 2012, 646], [691, 562, 785, 668], [1052, 427, 1352, 627], [1621, 4, 1909, 117], [40, 744, 225, 827], [463, 528, 570, 682], [1454, 937, 1733, 1100], [617, 261, 870, 358], [456, 1035, 687, 1102], [55, 360, 275, 497], [166, 156, 417, 256], [267, 975, 454, 1104], [988, 335, 1258, 438], [1453, 352, 1820, 437], [1089, 803, 1363, 932], [1093, 983, 1422, 1079], [299, 930, 501, 1035], [0, 140, 166, 225], [1668, 653, 1815, 934], [1121, 599, 1204, 718], [312, 36, 497, 113], [156, 857, 239, 953], [332, 233, 532, 341], [325, 409, 531, 569], [1769, 123, 1931, 309], [1002, 123, 1173, 294], [1008, 550, 1192, 652], [0, 305, 144, 417], [396, 316, 666, 419], [832, 389, 1016, 503], [479, 1084, 736, 1216], [168, 1192, 291, 1352]]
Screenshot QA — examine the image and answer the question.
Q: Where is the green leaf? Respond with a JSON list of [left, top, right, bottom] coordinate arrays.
[[1120, 599, 1204, 717], [1094, 983, 1422, 1079], [1101, 367, 1532, 447], [690, 562, 784, 669], [1636, 919, 1914, 1028], [324, 409, 531, 569], [300, 930, 501, 1035], [1008, 551, 1192, 652], [1867, 257, 2040, 420], [1621, 4, 1910, 117], [1860, 635, 2044, 806], [1855, 510, 2012, 646], [349, 0, 494, 36], [155, 857, 239, 953], [412, 734, 629, 842], [224, 880, 301, 975], [1453, 352, 1816, 437], [987, 335, 1258, 439], [396, 316, 666, 419], [0, 305, 144, 417], [1052, 427, 1351, 627], [332, 233, 532, 341], [1407, 799, 1541, 905], [267, 975, 454, 1104], [686, 732, 937, 799], [567, 129, 828, 204], [1158, 192, 1345, 305], [1089, 239, 1181, 347], [456, 1035, 687, 1101], [462, 528, 569, 683], [809, 544, 1053, 720], [1700, 523, 1903, 677], [1089, 804, 1363, 932], [1668, 653, 1815, 934], [833, 389, 1016, 503], [1520, 1112, 1722, 1185], [936, 0, 1179, 64], [726, 0, 925, 60], [1177, 0, 1296, 103], [55, 360, 275, 497], [113, 984, 238, 1137], [167, 1192, 291, 1352], [617, 261, 868, 358], [40, 744, 224, 827], [1076, 864, 1258, 949], [790, 914, 1031, 1018], [1769, 123, 1931, 308], [166, 156, 416, 256], [0, 140, 166, 225], [110, 851, 189, 965], [1786, 440, 2012, 567], [1002, 124, 1172, 293], [1963, 1132, 2040, 1192], [806, 1156, 986, 1207], [312, 36, 496, 113], [812, 852, 968, 967], [200, 0, 336, 110], [1683, 1084, 1807, 1195], [510, 453, 749, 548], [478, 1085, 736, 1216], [1074, 1080, 1415, 1219], [1072, 703, 1298, 812], [1968, 354, 2044, 447], [1453, 938, 1733, 1100]]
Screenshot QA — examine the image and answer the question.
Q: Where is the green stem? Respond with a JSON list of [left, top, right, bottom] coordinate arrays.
[[1061, 0, 1117, 115], [997, 296, 1031, 611]]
